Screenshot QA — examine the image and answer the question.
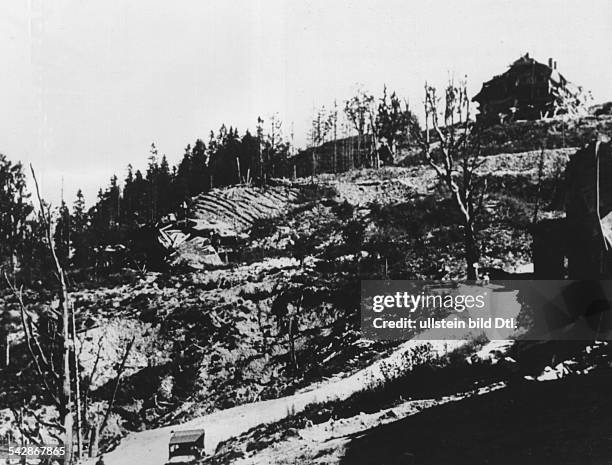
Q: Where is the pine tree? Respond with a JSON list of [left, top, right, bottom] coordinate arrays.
[[256, 117, 264, 184], [53, 200, 71, 266], [158, 155, 172, 217], [132, 170, 149, 223], [108, 175, 121, 228], [72, 189, 90, 268], [146, 144, 160, 222], [190, 139, 210, 194], [239, 131, 259, 184], [0, 154, 33, 276], [172, 144, 192, 208], [121, 164, 135, 226]]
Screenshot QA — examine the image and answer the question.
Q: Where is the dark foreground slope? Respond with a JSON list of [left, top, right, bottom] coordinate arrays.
[[341, 370, 612, 465]]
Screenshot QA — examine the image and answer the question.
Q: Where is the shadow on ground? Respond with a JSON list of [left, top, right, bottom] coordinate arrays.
[[340, 370, 612, 465]]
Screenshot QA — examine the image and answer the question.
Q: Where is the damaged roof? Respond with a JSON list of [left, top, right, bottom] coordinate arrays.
[[473, 53, 569, 103]]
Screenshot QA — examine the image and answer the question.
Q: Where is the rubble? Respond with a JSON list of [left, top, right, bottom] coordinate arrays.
[[169, 237, 224, 269]]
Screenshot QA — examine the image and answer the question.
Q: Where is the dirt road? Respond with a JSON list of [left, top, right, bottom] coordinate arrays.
[[103, 289, 521, 465], [101, 338, 466, 465]]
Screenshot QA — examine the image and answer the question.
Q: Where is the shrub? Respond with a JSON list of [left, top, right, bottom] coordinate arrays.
[[332, 200, 354, 220], [342, 220, 365, 253], [250, 217, 279, 240]]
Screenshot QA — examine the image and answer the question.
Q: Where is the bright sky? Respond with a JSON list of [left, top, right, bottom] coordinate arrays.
[[1, 0, 611, 205]]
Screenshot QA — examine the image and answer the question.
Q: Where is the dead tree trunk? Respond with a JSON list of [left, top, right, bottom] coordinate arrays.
[[463, 219, 479, 280], [413, 82, 483, 280], [311, 150, 316, 180], [287, 316, 296, 369], [356, 132, 361, 168], [72, 311, 82, 461], [90, 336, 134, 456], [88, 424, 99, 458], [30, 166, 74, 465]]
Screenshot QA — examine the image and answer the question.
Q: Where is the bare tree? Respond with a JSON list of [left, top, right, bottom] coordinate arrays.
[[376, 85, 418, 163], [412, 80, 484, 280], [79, 334, 104, 457], [309, 106, 330, 178], [266, 113, 285, 179], [344, 86, 376, 168], [256, 116, 265, 184], [328, 101, 339, 173], [32, 165, 74, 464], [271, 291, 303, 371], [340, 119, 353, 171], [4, 166, 75, 463], [87, 336, 135, 458], [4, 167, 134, 463]]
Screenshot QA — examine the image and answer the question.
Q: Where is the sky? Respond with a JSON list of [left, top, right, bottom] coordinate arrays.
[[0, 0, 611, 206]]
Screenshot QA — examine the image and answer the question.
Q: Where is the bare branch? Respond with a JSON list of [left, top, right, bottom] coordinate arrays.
[[9, 408, 44, 447], [29, 409, 65, 434], [30, 165, 70, 308], [83, 335, 104, 400], [100, 336, 135, 434], [4, 272, 61, 406], [418, 79, 483, 279], [29, 165, 74, 463]]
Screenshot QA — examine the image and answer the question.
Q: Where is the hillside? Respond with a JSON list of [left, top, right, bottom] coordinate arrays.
[[213, 342, 611, 465], [3, 4, 612, 464], [0, 140, 602, 464], [189, 185, 299, 235], [294, 114, 612, 174], [101, 338, 474, 465]]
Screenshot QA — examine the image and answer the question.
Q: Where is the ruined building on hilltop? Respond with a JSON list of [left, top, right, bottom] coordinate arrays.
[[472, 53, 589, 124]]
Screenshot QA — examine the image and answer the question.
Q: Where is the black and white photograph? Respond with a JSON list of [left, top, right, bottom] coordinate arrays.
[[1, 1, 612, 464]]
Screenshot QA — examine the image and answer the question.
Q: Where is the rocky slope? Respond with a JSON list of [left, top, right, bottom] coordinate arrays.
[[0, 145, 585, 463]]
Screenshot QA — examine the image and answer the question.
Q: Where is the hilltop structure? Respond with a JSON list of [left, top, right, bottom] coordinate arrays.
[[472, 53, 588, 124]]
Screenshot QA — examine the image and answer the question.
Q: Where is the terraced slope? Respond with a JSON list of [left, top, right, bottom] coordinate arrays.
[[190, 185, 299, 234]]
